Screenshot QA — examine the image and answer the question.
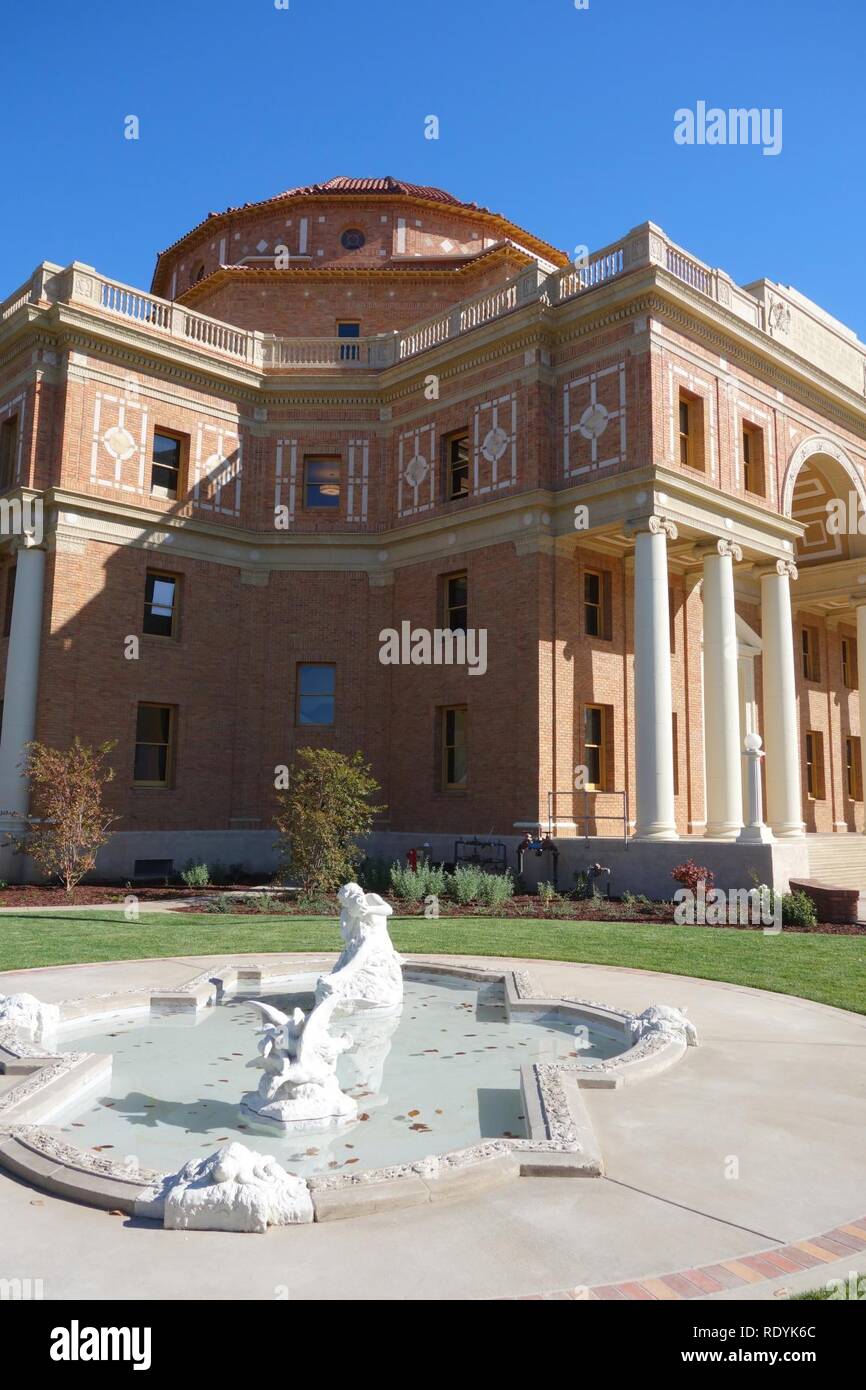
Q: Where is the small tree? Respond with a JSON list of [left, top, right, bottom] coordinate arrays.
[[10, 739, 118, 895], [274, 748, 384, 897]]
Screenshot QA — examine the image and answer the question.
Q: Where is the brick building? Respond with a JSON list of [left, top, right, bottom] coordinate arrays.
[[2, 175, 866, 891]]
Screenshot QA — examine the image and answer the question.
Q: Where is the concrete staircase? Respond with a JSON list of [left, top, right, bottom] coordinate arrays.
[[806, 834, 866, 892]]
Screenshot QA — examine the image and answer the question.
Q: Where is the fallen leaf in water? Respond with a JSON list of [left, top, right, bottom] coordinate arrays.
[[345, 1158, 359, 1165], [435, 1109, 443, 1115], [407, 1109, 420, 1118], [305, 1147, 319, 1156], [410, 1123, 432, 1133], [358, 1113, 370, 1122], [92, 1145, 114, 1152]]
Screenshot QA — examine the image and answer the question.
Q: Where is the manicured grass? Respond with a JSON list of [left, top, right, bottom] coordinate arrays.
[[0, 911, 864, 1014]]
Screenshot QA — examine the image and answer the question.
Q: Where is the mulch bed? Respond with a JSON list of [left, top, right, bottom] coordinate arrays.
[[1, 885, 862, 934], [0, 883, 254, 908]]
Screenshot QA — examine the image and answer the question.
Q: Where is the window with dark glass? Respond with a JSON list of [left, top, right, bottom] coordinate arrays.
[[801, 626, 820, 682], [805, 731, 825, 799], [340, 230, 366, 251], [296, 664, 336, 725], [847, 736, 863, 800], [584, 570, 611, 640], [444, 573, 468, 633], [0, 416, 18, 491], [444, 430, 469, 499], [143, 572, 178, 638], [304, 457, 341, 509], [134, 704, 175, 786], [742, 423, 766, 496], [842, 636, 858, 690], [337, 321, 361, 361], [442, 706, 467, 789], [3, 564, 15, 637], [678, 391, 704, 471], [583, 705, 605, 790], [151, 431, 183, 499]]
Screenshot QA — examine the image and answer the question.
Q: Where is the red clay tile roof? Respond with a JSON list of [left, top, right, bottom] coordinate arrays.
[[151, 176, 568, 293], [279, 175, 470, 205]]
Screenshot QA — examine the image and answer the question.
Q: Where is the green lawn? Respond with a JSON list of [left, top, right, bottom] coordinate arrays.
[[0, 912, 864, 1014]]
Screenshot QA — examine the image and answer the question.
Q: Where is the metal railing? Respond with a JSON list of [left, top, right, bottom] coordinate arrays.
[[546, 789, 630, 846]]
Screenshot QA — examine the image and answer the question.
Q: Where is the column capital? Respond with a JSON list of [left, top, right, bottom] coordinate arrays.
[[697, 537, 743, 562], [626, 514, 678, 540], [756, 557, 798, 581]]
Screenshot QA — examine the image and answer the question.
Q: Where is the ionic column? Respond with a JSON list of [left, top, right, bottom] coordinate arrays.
[[633, 517, 678, 840], [0, 539, 46, 837], [702, 539, 744, 839], [856, 602, 866, 831], [760, 559, 805, 838]]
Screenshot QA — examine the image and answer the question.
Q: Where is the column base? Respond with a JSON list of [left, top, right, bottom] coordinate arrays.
[[737, 824, 775, 845], [633, 824, 679, 842], [769, 823, 806, 839], [705, 823, 744, 841]]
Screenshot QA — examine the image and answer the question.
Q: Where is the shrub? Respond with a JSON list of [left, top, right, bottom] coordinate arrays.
[[390, 860, 447, 903], [203, 894, 233, 914], [573, 870, 591, 900], [7, 739, 118, 896], [274, 748, 384, 897], [671, 860, 715, 895], [181, 862, 211, 888], [781, 889, 818, 928], [241, 893, 277, 913], [538, 881, 560, 906], [476, 870, 514, 909], [448, 863, 487, 905]]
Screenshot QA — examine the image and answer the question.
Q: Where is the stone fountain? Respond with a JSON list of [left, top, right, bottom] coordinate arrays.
[[240, 883, 403, 1130]]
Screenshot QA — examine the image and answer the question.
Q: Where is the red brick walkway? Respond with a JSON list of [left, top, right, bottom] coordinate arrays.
[[519, 1218, 866, 1299]]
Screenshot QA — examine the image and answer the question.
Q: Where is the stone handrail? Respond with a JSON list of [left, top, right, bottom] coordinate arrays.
[[3, 226, 859, 381]]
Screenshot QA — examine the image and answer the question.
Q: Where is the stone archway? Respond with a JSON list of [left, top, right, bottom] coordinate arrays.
[[781, 435, 866, 519]]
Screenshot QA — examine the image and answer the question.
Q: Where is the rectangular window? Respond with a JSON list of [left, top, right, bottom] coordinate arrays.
[[584, 570, 612, 640], [304, 457, 341, 509], [742, 423, 766, 496], [444, 572, 468, 633], [143, 572, 179, 638], [678, 391, 704, 471], [801, 626, 820, 682], [442, 705, 468, 789], [151, 430, 184, 499], [134, 704, 175, 786], [0, 416, 18, 491], [444, 430, 469, 500], [846, 736, 863, 800], [296, 663, 335, 725], [583, 704, 606, 790], [805, 731, 825, 800], [842, 636, 858, 690], [337, 321, 360, 361], [3, 564, 15, 637]]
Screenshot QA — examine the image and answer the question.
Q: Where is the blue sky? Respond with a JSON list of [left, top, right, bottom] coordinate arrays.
[[3, 0, 864, 333]]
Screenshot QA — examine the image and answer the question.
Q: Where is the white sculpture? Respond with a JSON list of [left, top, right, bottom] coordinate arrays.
[[628, 1004, 698, 1047], [240, 993, 358, 1129], [315, 882, 403, 1014], [163, 1143, 313, 1233], [0, 992, 60, 1047]]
